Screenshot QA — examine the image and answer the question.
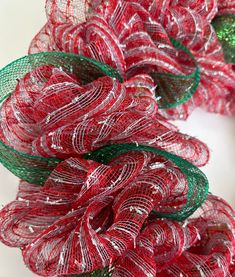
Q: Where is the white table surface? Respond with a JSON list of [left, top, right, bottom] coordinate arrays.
[[0, 1, 234, 276]]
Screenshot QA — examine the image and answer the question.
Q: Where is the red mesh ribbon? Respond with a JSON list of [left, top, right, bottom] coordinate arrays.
[[0, 63, 209, 167], [29, 0, 235, 119], [0, 1, 234, 276], [0, 56, 233, 276], [0, 162, 233, 276], [0, 56, 232, 276], [217, 0, 235, 16], [113, 194, 235, 276]]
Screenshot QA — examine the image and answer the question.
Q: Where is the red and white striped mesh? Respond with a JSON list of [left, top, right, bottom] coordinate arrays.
[[29, 0, 235, 119], [0, 153, 234, 276], [0, 65, 209, 166], [0, 1, 234, 276]]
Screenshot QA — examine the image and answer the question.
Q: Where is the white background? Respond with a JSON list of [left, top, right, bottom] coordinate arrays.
[[0, 1, 234, 276]]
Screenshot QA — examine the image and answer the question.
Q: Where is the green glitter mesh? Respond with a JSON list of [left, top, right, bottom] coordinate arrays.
[[69, 265, 113, 277], [151, 38, 200, 109], [0, 50, 203, 189], [0, 48, 202, 185], [0, 51, 208, 276], [0, 52, 122, 185], [84, 143, 209, 221], [212, 15, 235, 63], [0, 143, 61, 186]]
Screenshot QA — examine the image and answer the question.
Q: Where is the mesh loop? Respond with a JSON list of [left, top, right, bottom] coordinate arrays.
[[151, 38, 200, 109], [212, 15, 235, 63], [84, 143, 209, 221], [0, 52, 122, 185]]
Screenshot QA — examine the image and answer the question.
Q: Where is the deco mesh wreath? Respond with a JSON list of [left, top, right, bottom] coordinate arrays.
[[0, 0, 234, 276]]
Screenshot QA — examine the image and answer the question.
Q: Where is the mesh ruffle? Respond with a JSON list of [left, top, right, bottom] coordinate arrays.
[[0, 163, 233, 276], [0, 55, 209, 185], [0, 1, 234, 276], [29, 0, 235, 119]]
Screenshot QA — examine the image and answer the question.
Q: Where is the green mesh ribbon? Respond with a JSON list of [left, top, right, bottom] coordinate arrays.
[[150, 38, 200, 109], [0, 51, 203, 189], [0, 51, 122, 104], [0, 52, 122, 185], [84, 144, 208, 221], [0, 143, 61, 186], [69, 265, 113, 277], [212, 15, 235, 63]]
